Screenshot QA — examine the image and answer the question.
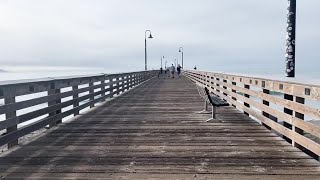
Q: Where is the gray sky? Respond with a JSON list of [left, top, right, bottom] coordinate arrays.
[[0, 0, 319, 75]]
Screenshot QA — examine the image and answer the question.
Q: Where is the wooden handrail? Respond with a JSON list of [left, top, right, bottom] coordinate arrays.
[[184, 70, 320, 159], [0, 70, 158, 148]]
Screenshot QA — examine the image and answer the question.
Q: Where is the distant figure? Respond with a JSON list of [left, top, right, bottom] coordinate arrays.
[[166, 67, 170, 77], [160, 67, 163, 74], [194, 66, 197, 70], [164, 67, 167, 74], [170, 64, 175, 78], [177, 64, 182, 77]]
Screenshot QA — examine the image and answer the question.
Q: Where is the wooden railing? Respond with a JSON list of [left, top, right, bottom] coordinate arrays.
[[184, 70, 320, 159], [0, 70, 158, 148]]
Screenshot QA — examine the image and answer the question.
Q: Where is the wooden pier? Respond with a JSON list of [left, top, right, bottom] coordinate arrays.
[[1, 75, 319, 179]]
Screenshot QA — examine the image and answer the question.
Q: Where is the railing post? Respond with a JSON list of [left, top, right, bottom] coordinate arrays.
[[262, 89, 271, 130], [119, 76, 124, 94], [206, 75, 210, 87], [223, 79, 228, 98], [100, 76, 106, 102], [127, 75, 131, 90], [216, 78, 220, 93], [139, 73, 142, 84], [293, 96, 304, 147], [131, 74, 135, 87], [48, 82, 61, 128], [244, 84, 250, 116], [115, 77, 120, 95], [72, 85, 79, 116], [136, 74, 139, 85], [89, 82, 94, 108], [108, 77, 114, 98], [4, 95, 18, 148], [283, 93, 293, 143], [231, 81, 237, 107]]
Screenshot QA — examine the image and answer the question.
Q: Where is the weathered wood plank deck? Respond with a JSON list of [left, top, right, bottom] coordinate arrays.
[[0, 76, 319, 179]]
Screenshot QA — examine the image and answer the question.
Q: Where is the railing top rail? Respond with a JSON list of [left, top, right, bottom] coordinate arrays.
[[187, 70, 320, 88], [0, 70, 153, 87]]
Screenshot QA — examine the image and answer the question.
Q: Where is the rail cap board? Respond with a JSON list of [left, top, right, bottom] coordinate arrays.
[[185, 70, 320, 88], [0, 71, 154, 86]]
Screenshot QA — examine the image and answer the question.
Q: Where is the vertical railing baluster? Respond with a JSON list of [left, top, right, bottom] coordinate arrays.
[[262, 89, 271, 130], [231, 81, 237, 107], [139, 73, 142, 84], [127, 75, 131, 90], [283, 94, 293, 143], [89, 82, 94, 108], [293, 96, 304, 147], [223, 79, 228, 98], [216, 78, 220, 93], [101, 76, 106, 102], [116, 77, 120, 95], [131, 74, 135, 87], [244, 84, 250, 116], [48, 81, 61, 128], [72, 85, 79, 116], [4, 94, 18, 148], [108, 77, 114, 98]]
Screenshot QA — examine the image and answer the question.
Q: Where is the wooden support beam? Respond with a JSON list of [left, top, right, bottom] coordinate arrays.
[[72, 85, 79, 116], [244, 84, 250, 116], [262, 89, 271, 130], [231, 82, 237, 107], [4, 96, 18, 148], [48, 82, 61, 128]]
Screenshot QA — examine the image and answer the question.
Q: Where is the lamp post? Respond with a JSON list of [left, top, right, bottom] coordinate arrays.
[[161, 56, 164, 69], [285, 0, 296, 77], [179, 47, 184, 69], [145, 30, 153, 71]]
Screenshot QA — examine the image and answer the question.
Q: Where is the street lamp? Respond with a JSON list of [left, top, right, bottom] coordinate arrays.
[[285, 0, 296, 77], [161, 56, 164, 69], [145, 30, 153, 71], [179, 47, 184, 69]]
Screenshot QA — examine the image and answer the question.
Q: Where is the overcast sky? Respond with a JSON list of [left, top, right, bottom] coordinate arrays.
[[0, 0, 319, 75]]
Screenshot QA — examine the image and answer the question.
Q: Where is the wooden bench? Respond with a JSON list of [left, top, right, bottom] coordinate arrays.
[[195, 82, 229, 122]]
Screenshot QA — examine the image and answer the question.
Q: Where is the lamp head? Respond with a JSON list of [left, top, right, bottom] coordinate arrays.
[[179, 49, 181, 52], [148, 34, 153, 39]]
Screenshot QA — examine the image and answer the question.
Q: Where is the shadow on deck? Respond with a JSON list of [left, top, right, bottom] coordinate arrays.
[[0, 76, 319, 179]]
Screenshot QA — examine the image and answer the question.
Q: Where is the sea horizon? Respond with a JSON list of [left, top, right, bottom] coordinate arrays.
[[1, 65, 320, 86]]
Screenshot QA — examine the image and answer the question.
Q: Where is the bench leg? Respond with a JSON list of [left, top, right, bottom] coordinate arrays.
[[196, 100, 211, 114], [206, 106, 220, 122]]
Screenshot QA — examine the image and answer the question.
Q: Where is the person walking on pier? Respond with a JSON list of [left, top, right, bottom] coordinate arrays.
[[170, 64, 175, 78], [177, 64, 182, 78]]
